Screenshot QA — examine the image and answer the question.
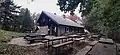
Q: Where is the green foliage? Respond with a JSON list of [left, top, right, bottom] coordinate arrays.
[[14, 8, 33, 32], [0, 0, 21, 31], [21, 8, 34, 32], [57, 0, 91, 16], [57, 0, 120, 40], [0, 29, 24, 43], [0, 0, 34, 32], [86, 0, 120, 39]]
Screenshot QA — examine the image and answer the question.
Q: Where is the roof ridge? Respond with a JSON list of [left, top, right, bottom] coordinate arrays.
[[41, 11, 84, 28]]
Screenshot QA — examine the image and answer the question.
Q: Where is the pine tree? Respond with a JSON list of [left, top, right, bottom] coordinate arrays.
[[22, 8, 33, 32], [0, 0, 21, 30]]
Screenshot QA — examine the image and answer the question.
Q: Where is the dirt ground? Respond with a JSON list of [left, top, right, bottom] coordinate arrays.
[[8, 37, 29, 46], [0, 44, 45, 55], [0, 43, 88, 55]]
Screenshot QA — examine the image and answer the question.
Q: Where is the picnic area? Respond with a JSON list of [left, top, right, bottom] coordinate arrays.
[[0, 0, 120, 55]]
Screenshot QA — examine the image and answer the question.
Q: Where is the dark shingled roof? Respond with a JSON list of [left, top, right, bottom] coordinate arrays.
[[42, 11, 84, 28]]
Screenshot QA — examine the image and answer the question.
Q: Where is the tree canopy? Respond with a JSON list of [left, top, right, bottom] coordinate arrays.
[[0, 0, 21, 30], [57, 0, 92, 16], [85, 0, 120, 38], [57, 0, 120, 41], [0, 0, 35, 32], [22, 8, 34, 32]]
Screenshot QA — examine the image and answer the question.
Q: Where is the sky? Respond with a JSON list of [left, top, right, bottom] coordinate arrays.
[[14, 0, 81, 16]]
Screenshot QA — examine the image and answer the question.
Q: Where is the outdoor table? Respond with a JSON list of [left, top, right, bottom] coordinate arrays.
[[40, 34, 47, 37], [68, 34, 79, 40], [24, 33, 37, 39], [68, 34, 78, 36], [44, 36, 67, 53], [45, 36, 66, 41], [81, 35, 86, 37], [68, 34, 79, 38], [44, 36, 67, 47], [25, 33, 47, 38], [77, 33, 85, 35], [75, 37, 85, 41], [79, 37, 85, 42], [92, 35, 99, 38], [79, 37, 85, 40]]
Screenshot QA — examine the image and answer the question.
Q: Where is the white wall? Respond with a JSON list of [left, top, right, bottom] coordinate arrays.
[[37, 26, 48, 35]]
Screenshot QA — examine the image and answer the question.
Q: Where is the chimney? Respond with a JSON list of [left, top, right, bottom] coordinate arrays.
[[63, 14, 66, 19], [70, 12, 74, 16], [54, 13, 56, 15]]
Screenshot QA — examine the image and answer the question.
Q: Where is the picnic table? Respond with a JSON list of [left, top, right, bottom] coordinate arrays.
[[24, 33, 47, 43], [77, 33, 86, 35], [44, 36, 74, 55], [75, 37, 85, 41], [92, 35, 99, 38], [25, 33, 47, 37], [68, 34, 79, 37], [68, 34, 79, 39], [45, 36, 66, 40], [99, 38, 114, 44], [44, 36, 68, 46]]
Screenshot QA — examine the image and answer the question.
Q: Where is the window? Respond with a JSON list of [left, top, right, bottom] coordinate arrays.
[[71, 28, 74, 32], [66, 27, 69, 32]]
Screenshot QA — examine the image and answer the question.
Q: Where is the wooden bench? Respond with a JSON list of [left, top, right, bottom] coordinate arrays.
[[75, 46, 92, 55], [89, 41, 98, 46], [75, 37, 85, 40], [30, 42, 45, 46], [52, 41, 74, 55], [52, 41, 74, 48]]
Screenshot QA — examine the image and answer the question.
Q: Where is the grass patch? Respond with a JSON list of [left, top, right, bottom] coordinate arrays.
[[0, 29, 24, 43]]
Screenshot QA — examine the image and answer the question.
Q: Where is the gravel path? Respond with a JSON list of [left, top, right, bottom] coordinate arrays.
[[8, 37, 44, 46], [8, 37, 28, 46]]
